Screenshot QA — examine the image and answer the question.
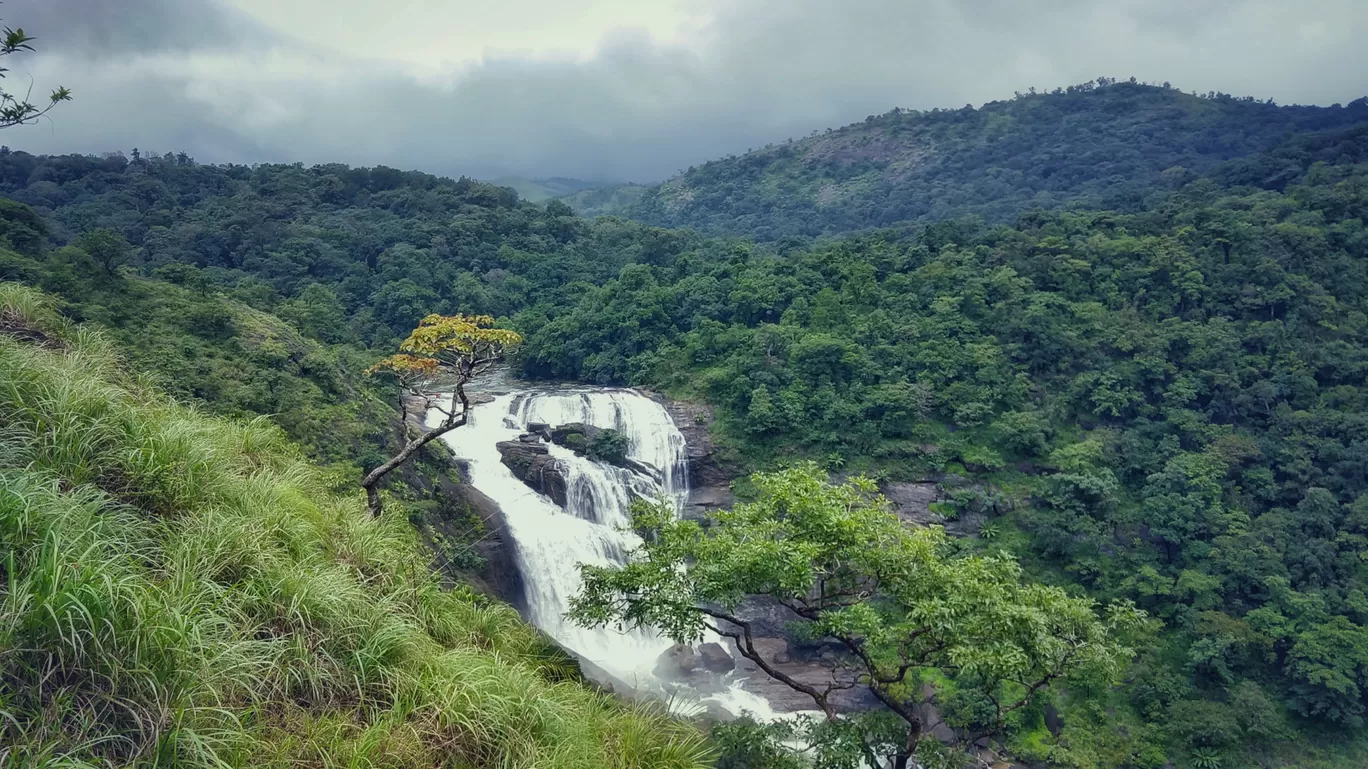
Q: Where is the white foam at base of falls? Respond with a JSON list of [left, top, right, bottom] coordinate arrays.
[[435, 388, 784, 719]]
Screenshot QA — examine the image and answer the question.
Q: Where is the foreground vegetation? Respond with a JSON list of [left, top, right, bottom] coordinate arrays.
[[0, 284, 711, 768], [574, 466, 1146, 769]]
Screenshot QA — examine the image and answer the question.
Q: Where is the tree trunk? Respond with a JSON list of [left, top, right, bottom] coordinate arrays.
[[360, 426, 455, 516], [361, 381, 469, 517], [891, 720, 922, 769]]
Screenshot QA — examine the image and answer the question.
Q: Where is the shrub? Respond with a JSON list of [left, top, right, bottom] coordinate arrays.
[[588, 428, 631, 465]]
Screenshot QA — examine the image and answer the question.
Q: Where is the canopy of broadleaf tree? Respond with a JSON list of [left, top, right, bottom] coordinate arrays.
[[571, 464, 1147, 768]]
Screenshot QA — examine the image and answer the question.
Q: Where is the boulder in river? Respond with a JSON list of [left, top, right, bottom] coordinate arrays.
[[550, 422, 602, 451], [655, 643, 701, 679], [496, 441, 569, 507], [653, 643, 731, 695], [698, 642, 736, 674]]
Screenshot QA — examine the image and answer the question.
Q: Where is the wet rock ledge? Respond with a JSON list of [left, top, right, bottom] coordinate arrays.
[[496, 439, 569, 507]]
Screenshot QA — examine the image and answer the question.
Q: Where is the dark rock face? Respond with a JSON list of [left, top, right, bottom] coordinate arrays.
[[883, 481, 941, 525], [698, 642, 736, 674], [724, 635, 881, 713], [1044, 702, 1064, 737], [549, 422, 601, 449], [663, 399, 728, 487], [882, 480, 986, 537], [660, 396, 737, 521], [683, 484, 736, 521], [496, 441, 569, 507], [446, 460, 525, 609]]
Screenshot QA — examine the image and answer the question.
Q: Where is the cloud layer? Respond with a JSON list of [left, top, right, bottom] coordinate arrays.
[[3, 0, 1366, 182]]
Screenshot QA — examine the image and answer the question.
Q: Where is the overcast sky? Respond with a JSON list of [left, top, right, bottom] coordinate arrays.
[[2, 0, 1365, 183]]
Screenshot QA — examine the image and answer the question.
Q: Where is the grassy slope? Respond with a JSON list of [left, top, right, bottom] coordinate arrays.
[[2, 243, 508, 588], [0, 283, 710, 768]]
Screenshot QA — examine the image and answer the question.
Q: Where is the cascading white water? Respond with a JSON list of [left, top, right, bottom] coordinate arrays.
[[435, 387, 778, 717]]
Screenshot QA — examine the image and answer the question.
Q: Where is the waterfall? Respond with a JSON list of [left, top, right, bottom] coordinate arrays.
[[435, 387, 778, 717]]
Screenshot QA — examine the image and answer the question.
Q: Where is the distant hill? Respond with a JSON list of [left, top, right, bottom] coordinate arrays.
[[492, 176, 609, 203], [559, 182, 648, 217], [614, 80, 1368, 239]]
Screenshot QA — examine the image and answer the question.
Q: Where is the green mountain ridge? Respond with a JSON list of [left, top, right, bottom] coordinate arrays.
[[602, 80, 1368, 239]]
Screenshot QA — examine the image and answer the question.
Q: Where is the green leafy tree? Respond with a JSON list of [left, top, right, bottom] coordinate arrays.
[[571, 464, 1146, 768], [362, 314, 520, 517], [0, 22, 70, 128], [72, 228, 133, 274], [279, 282, 350, 342]]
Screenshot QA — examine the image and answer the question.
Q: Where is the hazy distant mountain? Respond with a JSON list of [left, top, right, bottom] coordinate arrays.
[[491, 176, 610, 203], [558, 183, 649, 218]]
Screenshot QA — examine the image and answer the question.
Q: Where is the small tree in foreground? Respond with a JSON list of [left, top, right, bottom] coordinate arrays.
[[362, 313, 520, 516], [571, 464, 1147, 768]]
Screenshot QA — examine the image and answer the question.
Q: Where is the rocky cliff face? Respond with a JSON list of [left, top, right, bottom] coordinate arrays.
[[882, 480, 991, 538], [387, 388, 527, 608], [444, 459, 526, 609], [660, 396, 737, 520], [496, 440, 569, 507]]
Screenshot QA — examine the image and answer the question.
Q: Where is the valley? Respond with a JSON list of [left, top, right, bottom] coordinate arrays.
[[3, 79, 1368, 769]]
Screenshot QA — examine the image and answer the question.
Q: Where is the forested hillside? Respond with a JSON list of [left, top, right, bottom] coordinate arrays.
[[0, 150, 706, 351], [533, 126, 1368, 767], [607, 80, 1368, 239], [4, 110, 1368, 767]]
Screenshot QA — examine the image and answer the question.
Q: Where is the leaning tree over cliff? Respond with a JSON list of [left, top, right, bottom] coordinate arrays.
[[571, 464, 1147, 768], [362, 313, 520, 517]]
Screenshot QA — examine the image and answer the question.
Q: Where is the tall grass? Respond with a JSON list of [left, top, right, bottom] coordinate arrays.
[[0, 284, 713, 768]]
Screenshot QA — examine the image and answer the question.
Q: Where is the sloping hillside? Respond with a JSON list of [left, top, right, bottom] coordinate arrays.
[[621, 80, 1368, 238], [0, 284, 711, 768], [492, 176, 607, 203], [560, 183, 649, 218]]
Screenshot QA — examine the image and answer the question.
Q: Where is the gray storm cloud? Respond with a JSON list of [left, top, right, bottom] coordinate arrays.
[[2, 0, 1366, 182]]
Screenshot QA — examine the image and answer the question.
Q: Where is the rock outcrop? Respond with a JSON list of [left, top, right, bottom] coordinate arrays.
[[444, 459, 525, 608], [882, 480, 988, 537], [698, 642, 736, 674], [659, 396, 737, 520], [496, 441, 569, 507], [883, 481, 941, 525], [722, 634, 881, 713], [549, 422, 602, 448], [381, 395, 523, 609], [654, 642, 737, 694]]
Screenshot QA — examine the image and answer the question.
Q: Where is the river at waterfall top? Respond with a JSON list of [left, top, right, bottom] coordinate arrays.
[[433, 386, 780, 719]]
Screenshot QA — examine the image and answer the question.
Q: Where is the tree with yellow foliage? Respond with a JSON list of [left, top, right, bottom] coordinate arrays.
[[362, 314, 521, 516]]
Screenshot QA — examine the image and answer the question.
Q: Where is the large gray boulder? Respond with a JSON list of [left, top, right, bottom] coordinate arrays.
[[698, 642, 736, 674], [549, 422, 602, 450], [496, 441, 568, 507]]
